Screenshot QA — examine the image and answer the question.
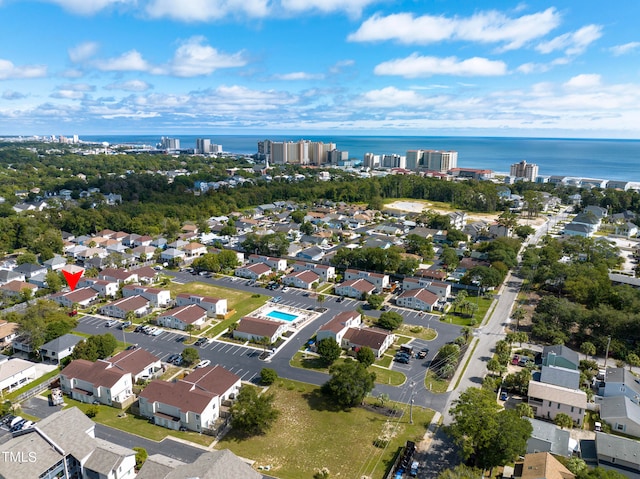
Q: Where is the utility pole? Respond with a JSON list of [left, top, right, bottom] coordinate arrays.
[[604, 336, 612, 369], [409, 381, 415, 424]]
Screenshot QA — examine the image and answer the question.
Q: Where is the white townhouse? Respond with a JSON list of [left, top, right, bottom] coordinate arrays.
[[77, 277, 119, 298], [99, 268, 139, 284], [233, 316, 287, 344], [0, 356, 37, 394], [60, 358, 134, 407], [282, 270, 320, 290], [248, 254, 288, 272], [402, 277, 451, 299], [396, 288, 440, 312], [335, 278, 376, 299], [175, 293, 228, 317], [235, 262, 272, 280], [344, 269, 390, 291], [139, 365, 240, 433], [316, 311, 362, 345], [50, 287, 100, 308], [156, 304, 209, 331], [121, 284, 171, 307], [183, 242, 207, 258], [100, 295, 150, 319], [342, 327, 395, 358], [292, 261, 336, 282]]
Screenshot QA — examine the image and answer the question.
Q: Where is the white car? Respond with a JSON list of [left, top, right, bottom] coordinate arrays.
[[282, 286, 290, 292], [195, 359, 211, 369]]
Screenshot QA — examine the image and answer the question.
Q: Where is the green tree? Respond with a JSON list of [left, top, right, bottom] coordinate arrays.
[[45, 270, 63, 293], [580, 341, 597, 360], [181, 346, 199, 366], [515, 402, 534, 418], [260, 368, 278, 385], [448, 388, 532, 471], [300, 221, 314, 235], [514, 225, 535, 239], [16, 252, 38, 265], [627, 353, 640, 372], [487, 358, 506, 377], [185, 324, 195, 341], [437, 465, 484, 479], [317, 337, 342, 365], [356, 346, 375, 368], [133, 447, 148, 471], [377, 311, 403, 330], [366, 294, 385, 310], [405, 234, 434, 259], [322, 360, 376, 408], [554, 412, 574, 429], [290, 210, 305, 224], [72, 334, 117, 361], [230, 386, 280, 436], [441, 246, 460, 272]]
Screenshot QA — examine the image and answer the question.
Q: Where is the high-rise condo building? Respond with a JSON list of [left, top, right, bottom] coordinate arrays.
[[510, 160, 539, 181], [196, 138, 211, 154]]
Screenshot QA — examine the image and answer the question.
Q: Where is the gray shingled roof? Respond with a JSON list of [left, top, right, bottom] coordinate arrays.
[[40, 333, 83, 353], [526, 417, 571, 456], [596, 431, 640, 466]]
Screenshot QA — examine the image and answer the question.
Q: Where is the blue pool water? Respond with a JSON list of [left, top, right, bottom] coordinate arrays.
[[267, 310, 298, 322]]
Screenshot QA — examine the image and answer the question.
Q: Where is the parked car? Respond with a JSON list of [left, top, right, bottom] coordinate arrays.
[[120, 321, 132, 329], [282, 286, 290, 292], [194, 338, 208, 347], [272, 296, 282, 303], [336, 296, 345, 303], [173, 355, 183, 366], [167, 354, 179, 363], [105, 320, 117, 327], [195, 359, 211, 369], [175, 336, 186, 343], [394, 355, 410, 364], [417, 348, 429, 359], [152, 328, 163, 336], [511, 355, 520, 365]]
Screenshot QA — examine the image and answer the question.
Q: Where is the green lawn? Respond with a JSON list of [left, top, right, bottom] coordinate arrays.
[[290, 352, 406, 386], [424, 370, 450, 394], [397, 324, 437, 341], [168, 281, 269, 336], [441, 296, 493, 327], [217, 379, 433, 479], [375, 355, 393, 368], [62, 397, 214, 447]]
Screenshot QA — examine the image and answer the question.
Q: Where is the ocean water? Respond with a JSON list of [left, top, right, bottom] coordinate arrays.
[[82, 135, 640, 183]]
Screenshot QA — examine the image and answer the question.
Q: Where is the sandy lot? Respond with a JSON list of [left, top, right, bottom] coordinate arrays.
[[385, 199, 501, 223]]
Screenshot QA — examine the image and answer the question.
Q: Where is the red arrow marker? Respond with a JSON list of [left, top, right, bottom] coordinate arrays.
[[62, 269, 84, 291]]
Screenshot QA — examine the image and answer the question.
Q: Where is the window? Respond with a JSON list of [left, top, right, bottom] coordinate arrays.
[[617, 424, 625, 431], [558, 403, 561, 409], [571, 406, 574, 412], [549, 401, 553, 407]]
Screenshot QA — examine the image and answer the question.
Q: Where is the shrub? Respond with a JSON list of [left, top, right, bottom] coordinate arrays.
[[260, 368, 278, 385]]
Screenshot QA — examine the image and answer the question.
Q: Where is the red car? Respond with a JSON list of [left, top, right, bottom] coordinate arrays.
[[511, 355, 519, 365]]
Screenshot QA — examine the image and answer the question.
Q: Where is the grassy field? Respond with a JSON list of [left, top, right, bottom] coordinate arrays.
[[62, 397, 214, 447], [168, 281, 268, 336], [290, 352, 406, 386], [397, 324, 437, 341], [424, 369, 450, 394], [217, 379, 433, 479], [442, 296, 493, 327]]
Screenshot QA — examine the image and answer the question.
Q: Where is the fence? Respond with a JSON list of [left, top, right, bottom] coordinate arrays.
[[14, 374, 60, 403]]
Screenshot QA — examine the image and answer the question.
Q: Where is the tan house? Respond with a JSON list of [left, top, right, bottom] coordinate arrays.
[[0, 280, 37, 298], [335, 278, 375, 299], [528, 380, 587, 426], [0, 320, 19, 348], [100, 295, 150, 319]]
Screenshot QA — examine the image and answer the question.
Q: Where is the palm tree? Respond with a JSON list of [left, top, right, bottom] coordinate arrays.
[[185, 324, 195, 341]]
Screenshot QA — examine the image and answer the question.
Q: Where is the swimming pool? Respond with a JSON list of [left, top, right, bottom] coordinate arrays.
[[266, 310, 299, 322]]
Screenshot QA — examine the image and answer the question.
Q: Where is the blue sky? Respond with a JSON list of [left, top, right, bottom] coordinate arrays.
[[1, 0, 640, 137]]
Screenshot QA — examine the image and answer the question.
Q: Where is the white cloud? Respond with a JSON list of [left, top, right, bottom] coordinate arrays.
[[95, 50, 150, 71], [564, 74, 601, 89], [167, 37, 246, 77], [69, 42, 99, 63], [516, 62, 550, 74], [374, 54, 507, 78], [274, 71, 324, 80], [348, 7, 560, 50], [0, 59, 47, 79], [104, 80, 152, 91], [45, 0, 133, 15], [610, 42, 640, 56], [145, 0, 269, 22], [329, 59, 355, 74], [280, 0, 378, 16], [354, 86, 447, 108], [536, 24, 602, 56]]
